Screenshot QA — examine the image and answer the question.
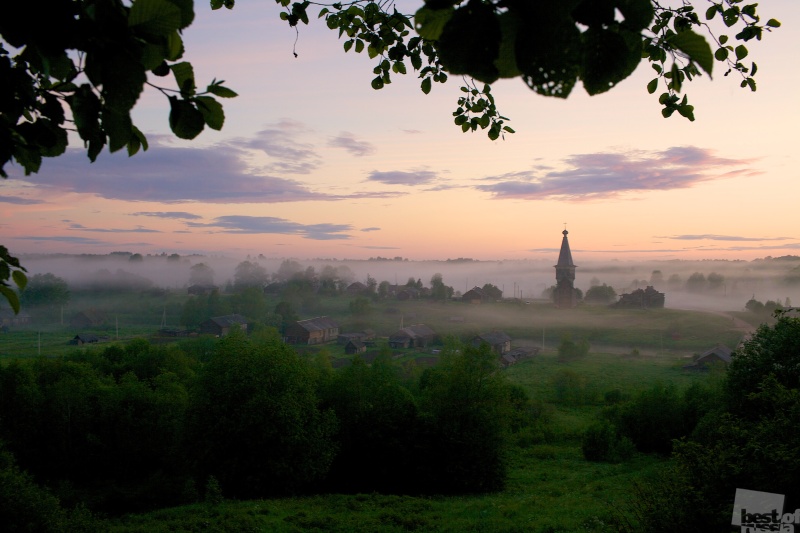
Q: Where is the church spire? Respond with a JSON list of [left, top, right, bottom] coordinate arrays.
[[554, 228, 577, 307], [557, 229, 575, 268]]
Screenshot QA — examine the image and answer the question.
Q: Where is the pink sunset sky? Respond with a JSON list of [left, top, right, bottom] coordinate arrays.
[[2, 0, 799, 262]]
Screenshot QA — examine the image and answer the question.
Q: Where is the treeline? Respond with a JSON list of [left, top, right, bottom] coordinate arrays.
[[0, 331, 534, 522]]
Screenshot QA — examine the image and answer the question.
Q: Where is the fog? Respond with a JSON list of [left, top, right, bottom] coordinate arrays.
[[18, 253, 800, 313]]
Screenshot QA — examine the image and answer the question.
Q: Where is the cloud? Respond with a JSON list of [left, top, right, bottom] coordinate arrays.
[[130, 211, 203, 220], [328, 132, 376, 156], [234, 119, 321, 174], [662, 234, 792, 242], [67, 223, 161, 233], [188, 215, 352, 240], [366, 170, 437, 186], [477, 146, 757, 200], [6, 133, 408, 204], [362, 245, 401, 250], [0, 195, 44, 205], [13, 235, 109, 245], [361, 227, 381, 232], [6, 141, 332, 204]]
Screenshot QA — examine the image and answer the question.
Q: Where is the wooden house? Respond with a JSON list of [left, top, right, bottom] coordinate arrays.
[[388, 324, 436, 349], [472, 331, 512, 355], [614, 286, 665, 309], [284, 316, 340, 345], [199, 314, 248, 337], [187, 284, 218, 296], [337, 329, 375, 345], [0, 309, 31, 327], [70, 309, 107, 329], [462, 286, 488, 304], [346, 281, 367, 294], [345, 339, 367, 355], [684, 345, 733, 370], [69, 334, 99, 345]]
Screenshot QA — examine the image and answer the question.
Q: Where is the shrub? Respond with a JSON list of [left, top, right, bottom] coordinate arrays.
[[581, 422, 634, 462]]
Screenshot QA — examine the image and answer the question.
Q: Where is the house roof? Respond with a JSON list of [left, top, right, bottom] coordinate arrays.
[[698, 345, 733, 363], [207, 314, 248, 327], [295, 316, 339, 332], [391, 324, 435, 339], [475, 331, 511, 345]]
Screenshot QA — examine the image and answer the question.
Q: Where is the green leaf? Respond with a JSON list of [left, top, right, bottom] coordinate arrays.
[[166, 31, 184, 61], [715, 47, 729, 61], [344, 39, 353, 52], [206, 83, 238, 98], [0, 286, 20, 314], [414, 7, 453, 41], [705, 5, 718, 20], [371, 76, 384, 90], [421, 77, 431, 94], [355, 39, 364, 54], [12, 270, 27, 291], [735, 45, 748, 60], [103, 109, 133, 153], [647, 78, 658, 94], [667, 30, 713, 77], [168, 96, 205, 139], [719, 35, 728, 45], [766, 19, 781, 28], [195, 96, 225, 130], [128, 0, 183, 37], [171, 61, 196, 96]]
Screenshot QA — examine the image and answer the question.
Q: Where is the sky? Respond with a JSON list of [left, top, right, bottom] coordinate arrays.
[[2, 0, 799, 262]]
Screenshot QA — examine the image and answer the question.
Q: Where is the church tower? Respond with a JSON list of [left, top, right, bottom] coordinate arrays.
[[554, 229, 577, 308]]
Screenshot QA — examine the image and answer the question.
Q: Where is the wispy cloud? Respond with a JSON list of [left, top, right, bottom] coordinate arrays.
[[13, 235, 109, 245], [0, 195, 44, 205], [477, 146, 757, 200], [7, 134, 408, 204], [662, 234, 792, 242], [328, 132, 376, 157], [130, 211, 203, 220], [234, 119, 321, 174], [366, 170, 437, 186], [187, 215, 352, 240], [68, 223, 161, 233], [361, 227, 381, 232]]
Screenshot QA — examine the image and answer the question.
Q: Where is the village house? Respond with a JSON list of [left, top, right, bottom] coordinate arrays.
[[187, 284, 218, 296], [345, 281, 367, 294], [684, 345, 733, 370], [462, 286, 488, 304], [199, 314, 248, 337], [284, 316, 340, 345], [500, 347, 540, 367], [472, 331, 512, 355], [614, 286, 666, 309], [70, 309, 107, 329], [388, 324, 436, 349], [0, 309, 31, 328], [344, 339, 367, 355], [337, 329, 375, 345], [69, 334, 99, 345]]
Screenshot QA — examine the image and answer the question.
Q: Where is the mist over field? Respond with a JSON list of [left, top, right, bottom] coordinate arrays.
[[17, 253, 800, 313]]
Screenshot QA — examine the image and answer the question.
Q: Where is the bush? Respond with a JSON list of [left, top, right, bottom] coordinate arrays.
[[581, 422, 635, 462]]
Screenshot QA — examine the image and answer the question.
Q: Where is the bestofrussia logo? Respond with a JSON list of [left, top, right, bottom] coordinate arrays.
[[733, 488, 799, 532]]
